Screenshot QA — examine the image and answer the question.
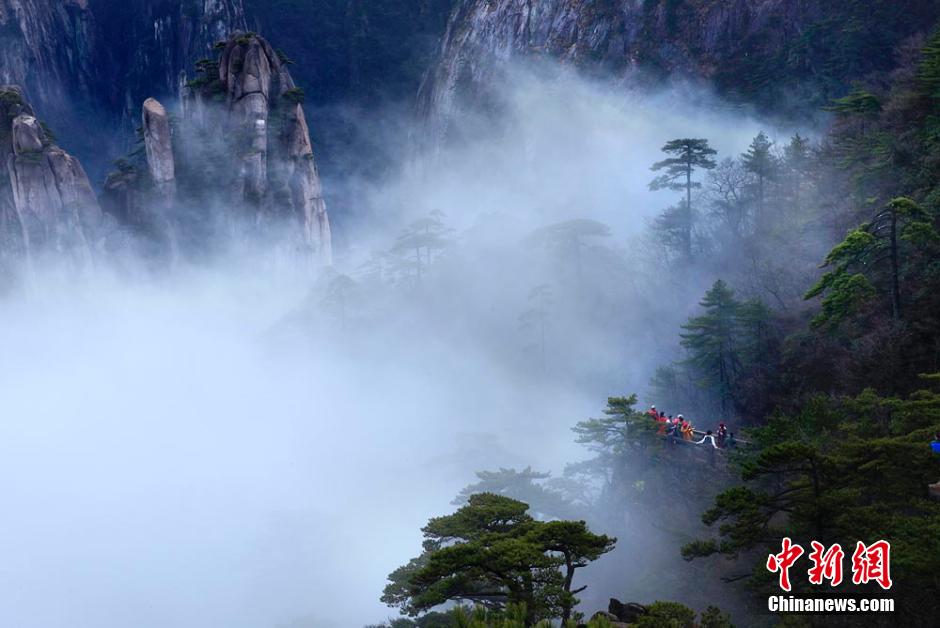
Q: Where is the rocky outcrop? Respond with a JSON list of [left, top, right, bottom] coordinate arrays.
[[103, 33, 331, 264], [0, 86, 103, 265], [142, 98, 176, 187], [578, 599, 648, 627], [608, 599, 648, 624], [99, 0, 247, 119], [0, 0, 99, 126], [140, 97, 178, 257], [0, 0, 246, 181], [418, 0, 940, 132], [182, 32, 331, 262]]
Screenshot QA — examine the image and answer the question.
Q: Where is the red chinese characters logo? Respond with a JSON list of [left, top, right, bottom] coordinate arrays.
[[766, 537, 804, 592], [851, 540, 893, 590], [807, 541, 845, 586], [766, 539, 892, 591]]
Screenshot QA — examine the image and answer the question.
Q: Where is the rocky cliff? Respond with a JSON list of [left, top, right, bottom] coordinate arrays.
[[0, 0, 246, 180], [0, 86, 105, 268], [93, 0, 246, 122], [418, 0, 940, 129], [0, 1, 98, 128], [104, 33, 331, 264], [188, 32, 331, 261]]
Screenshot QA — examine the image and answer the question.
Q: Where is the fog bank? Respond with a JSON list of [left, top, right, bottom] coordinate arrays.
[[0, 65, 786, 627]]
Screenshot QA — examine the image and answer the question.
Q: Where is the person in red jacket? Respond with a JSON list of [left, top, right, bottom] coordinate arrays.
[[647, 405, 658, 420], [656, 411, 668, 435]]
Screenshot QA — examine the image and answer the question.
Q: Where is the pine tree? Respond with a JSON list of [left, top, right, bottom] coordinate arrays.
[[805, 197, 939, 325], [390, 211, 453, 284], [782, 134, 813, 218], [453, 467, 580, 521], [683, 384, 940, 625], [679, 280, 742, 414], [650, 139, 718, 261], [918, 28, 940, 98], [519, 284, 553, 371], [741, 131, 778, 229], [382, 494, 615, 624]]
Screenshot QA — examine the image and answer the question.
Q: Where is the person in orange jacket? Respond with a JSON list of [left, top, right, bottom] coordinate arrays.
[[680, 415, 694, 441]]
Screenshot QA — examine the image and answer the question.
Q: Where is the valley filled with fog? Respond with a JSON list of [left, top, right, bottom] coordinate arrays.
[[0, 66, 787, 627]]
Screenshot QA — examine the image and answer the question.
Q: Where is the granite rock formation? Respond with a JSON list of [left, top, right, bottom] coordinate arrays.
[[0, 86, 104, 266], [417, 0, 940, 135], [185, 33, 331, 261], [0, 0, 246, 179], [103, 33, 332, 264]]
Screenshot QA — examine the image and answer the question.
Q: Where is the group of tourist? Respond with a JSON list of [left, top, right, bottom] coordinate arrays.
[[646, 405, 737, 449]]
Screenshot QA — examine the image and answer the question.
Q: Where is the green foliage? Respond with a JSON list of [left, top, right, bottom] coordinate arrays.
[[805, 197, 939, 326], [740, 132, 777, 182], [276, 48, 296, 65], [650, 139, 719, 193], [187, 58, 224, 96], [0, 87, 26, 110], [572, 394, 651, 455], [805, 271, 876, 329], [234, 31, 258, 46], [824, 87, 882, 117], [282, 87, 306, 105], [383, 494, 615, 624], [703, 1, 938, 112], [685, 384, 940, 623], [698, 606, 734, 628], [633, 601, 696, 628], [918, 28, 940, 98], [453, 468, 582, 521], [650, 138, 717, 259], [388, 211, 453, 284], [740, 131, 778, 226], [658, 280, 779, 416]]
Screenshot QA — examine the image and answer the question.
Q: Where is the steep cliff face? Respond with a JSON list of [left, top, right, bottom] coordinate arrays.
[[93, 0, 247, 121], [0, 0, 246, 182], [0, 86, 105, 267], [418, 0, 940, 127], [0, 0, 99, 126]]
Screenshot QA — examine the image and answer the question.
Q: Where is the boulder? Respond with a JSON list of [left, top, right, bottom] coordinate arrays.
[[609, 598, 649, 623], [587, 611, 629, 627]]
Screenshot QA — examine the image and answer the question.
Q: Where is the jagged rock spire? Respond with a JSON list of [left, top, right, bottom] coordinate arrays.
[[1, 86, 104, 266], [186, 32, 332, 263]]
